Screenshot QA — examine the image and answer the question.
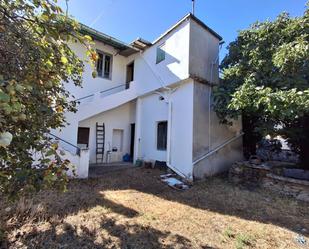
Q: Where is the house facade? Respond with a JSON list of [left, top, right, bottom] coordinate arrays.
[[53, 13, 243, 180]]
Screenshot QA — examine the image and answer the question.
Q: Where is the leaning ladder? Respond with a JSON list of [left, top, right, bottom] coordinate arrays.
[[96, 122, 105, 164]]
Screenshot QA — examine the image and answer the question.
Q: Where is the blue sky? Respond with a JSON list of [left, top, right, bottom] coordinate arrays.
[[61, 0, 307, 59]]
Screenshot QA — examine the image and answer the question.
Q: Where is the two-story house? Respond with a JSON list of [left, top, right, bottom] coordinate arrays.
[[52, 13, 243, 180]]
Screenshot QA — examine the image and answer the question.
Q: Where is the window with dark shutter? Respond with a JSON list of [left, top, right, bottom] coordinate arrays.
[[96, 51, 112, 79], [157, 121, 167, 150]]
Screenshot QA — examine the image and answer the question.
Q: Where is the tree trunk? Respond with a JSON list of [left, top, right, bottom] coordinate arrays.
[[242, 114, 262, 159]]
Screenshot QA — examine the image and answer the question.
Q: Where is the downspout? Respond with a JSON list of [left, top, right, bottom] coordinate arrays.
[[209, 41, 224, 151], [138, 52, 188, 177], [193, 41, 244, 170], [139, 51, 189, 176], [166, 97, 188, 178]]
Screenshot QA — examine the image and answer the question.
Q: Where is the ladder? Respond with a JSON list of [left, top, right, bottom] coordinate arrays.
[[96, 122, 105, 164]]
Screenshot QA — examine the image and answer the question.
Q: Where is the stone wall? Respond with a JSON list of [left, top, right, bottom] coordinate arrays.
[[229, 161, 309, 202]]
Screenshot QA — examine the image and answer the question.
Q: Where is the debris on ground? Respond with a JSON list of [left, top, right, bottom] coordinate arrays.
[[160, 174, 190, 190], [295, 234, 307, 246]]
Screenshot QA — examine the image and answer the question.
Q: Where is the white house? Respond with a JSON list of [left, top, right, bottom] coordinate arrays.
[[52, 13, 243, 180]]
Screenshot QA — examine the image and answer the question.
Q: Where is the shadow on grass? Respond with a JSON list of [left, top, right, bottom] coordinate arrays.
[[88, 167, 309, 236], [6, 215, 216, 249], [1, 167, 307, 248]]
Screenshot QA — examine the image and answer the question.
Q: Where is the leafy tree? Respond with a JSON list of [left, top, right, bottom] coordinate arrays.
[[214, 4, 309, 166], [0, 0, 96, 197]]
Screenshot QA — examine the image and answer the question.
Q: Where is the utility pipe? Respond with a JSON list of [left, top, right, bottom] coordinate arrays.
[[193, 132, 244, 166]]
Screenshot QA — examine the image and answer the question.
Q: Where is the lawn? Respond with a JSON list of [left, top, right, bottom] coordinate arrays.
[[0, 167, 308, 249]]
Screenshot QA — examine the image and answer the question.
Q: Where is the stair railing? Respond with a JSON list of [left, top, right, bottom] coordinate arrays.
[[48, 133, 81, 156], [74, 83, 128, 103]]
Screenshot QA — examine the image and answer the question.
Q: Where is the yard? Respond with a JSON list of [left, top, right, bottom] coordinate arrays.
[[0, 167, 308, 249]]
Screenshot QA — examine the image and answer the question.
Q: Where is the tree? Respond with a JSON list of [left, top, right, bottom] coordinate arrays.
[[214, 4, 309, 167], [0, 0, 96, 197]]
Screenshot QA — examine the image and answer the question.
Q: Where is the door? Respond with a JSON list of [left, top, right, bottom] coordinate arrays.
[[130, 123, 135, 161], [77, 127, 90, 148], [126, 61, 134, 89]]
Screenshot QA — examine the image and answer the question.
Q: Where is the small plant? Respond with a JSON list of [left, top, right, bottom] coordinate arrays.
[[235, 233, 253, 249], [223, 227, 235, 238]]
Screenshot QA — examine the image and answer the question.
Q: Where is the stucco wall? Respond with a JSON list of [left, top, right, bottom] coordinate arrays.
[[66, 41, 128, 99], [136, 80, 194, 178], [192, 82, 243, 178], [78, 101, 136, 164], [138, 93, 169, 162], [189, 20, 220, 84], [125, 19, 191, 95], [169, 80, 194, 178]]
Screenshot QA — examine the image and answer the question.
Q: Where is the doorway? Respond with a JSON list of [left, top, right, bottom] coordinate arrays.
[[130, 123, 135, 161], [126, 61, 134, 89]]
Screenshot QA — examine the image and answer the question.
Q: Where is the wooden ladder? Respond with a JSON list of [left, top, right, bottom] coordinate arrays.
[[96, 122, 105, 164]]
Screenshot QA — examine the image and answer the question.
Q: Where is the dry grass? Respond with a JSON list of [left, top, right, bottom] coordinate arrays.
[[0, 167, 308, 249]]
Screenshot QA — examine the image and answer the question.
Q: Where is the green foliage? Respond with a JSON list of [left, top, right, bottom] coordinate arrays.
[[214, 4, 309, 164], [235, 233, 253, 249], [0, 0, 96, 198]]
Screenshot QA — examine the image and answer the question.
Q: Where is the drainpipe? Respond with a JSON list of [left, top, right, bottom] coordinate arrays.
[[139, 51, 188, 177], [165, 97, 188, 178], [208, 41, 224, 151]]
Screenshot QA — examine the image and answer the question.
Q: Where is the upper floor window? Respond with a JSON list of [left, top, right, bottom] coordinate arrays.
[[156, 43, 165, 64], [97, 51, 112, 79]]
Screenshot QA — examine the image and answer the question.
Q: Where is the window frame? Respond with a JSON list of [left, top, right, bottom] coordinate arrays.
[[156, 121, 168, 151], [156, 43, 166, 64], [96, 50, 113, 80]]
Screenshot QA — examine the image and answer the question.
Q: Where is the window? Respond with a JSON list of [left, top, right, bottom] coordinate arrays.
[[157, 121, 167, 150], [112, 129, 124, 152], [156, 43, 165, 64], [96, 51, 112, 79]]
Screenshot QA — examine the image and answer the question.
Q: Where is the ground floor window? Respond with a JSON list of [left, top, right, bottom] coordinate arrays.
[[77, 127, 90, 147], [157, 121, 167, 150]]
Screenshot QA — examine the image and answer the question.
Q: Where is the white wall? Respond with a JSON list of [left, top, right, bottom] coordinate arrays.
[[56, 19, 191, 149], [135, 80, 194, 178], [138, 93, 169, 162], [125, 19, 191, 96], [79, 101, 136, 164], [32, 147, 90, 179], [65, 41, 128, 99], [168, 80, 194, 179]]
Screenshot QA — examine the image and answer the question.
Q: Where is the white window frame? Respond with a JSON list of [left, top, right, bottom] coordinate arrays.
[[96, 50, 113, 80]]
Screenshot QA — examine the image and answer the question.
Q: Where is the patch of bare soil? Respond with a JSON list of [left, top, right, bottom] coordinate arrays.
[[0, 167, 308, 249]]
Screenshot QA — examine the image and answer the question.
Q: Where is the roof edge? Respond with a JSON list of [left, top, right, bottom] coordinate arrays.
[[152, 13, 222, 45], [79, 23, 138, 54]]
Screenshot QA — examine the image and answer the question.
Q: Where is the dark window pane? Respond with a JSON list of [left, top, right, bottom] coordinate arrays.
[[157, 121, 167, 150], [96, 52, 103, 77], [104, 55, 111, 78]]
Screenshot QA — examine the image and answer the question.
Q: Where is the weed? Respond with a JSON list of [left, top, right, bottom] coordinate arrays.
[[235, 233, 253, 249], [223, 227, 235, 238]]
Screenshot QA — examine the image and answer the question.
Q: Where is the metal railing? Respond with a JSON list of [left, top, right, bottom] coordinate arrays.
[[48, 133, 81, 156], [75, 83, 128, 102]]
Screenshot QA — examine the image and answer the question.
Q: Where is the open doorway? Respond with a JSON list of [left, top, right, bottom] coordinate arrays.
[[130, 123, 135, 161], [126, 61, 134, 89]]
